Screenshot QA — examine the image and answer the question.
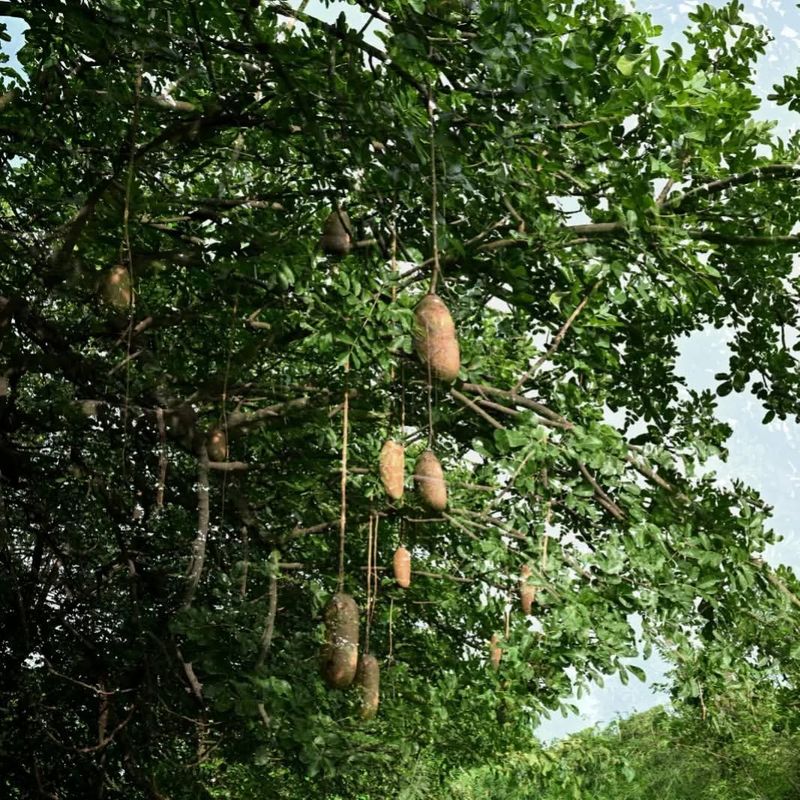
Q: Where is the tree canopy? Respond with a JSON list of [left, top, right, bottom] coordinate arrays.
[[448, 687, 800, 800], [2, 1, 800, 797]]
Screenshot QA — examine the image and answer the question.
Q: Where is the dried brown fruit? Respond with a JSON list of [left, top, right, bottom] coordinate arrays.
[[489, 633, 502, 670], [206, 428, 227, 462]]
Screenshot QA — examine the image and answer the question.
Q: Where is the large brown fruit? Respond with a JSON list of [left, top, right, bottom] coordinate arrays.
[[101, 265, 132, 311], [489, 633, 502, 670], [356, 653, 380, 720], [206, 428, 227, 462], [320, 209, 352, 256], [321, 593, 359, 689], [379, 439, 405, 500], [393, 545, 411, 588], [413, 293, 460, 382], [520, 564, 535, 615], [413, 449, 447, 511]]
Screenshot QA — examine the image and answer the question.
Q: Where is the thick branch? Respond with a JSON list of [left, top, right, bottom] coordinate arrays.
[[577, 462, 624, 520], [226, 391, 354, 433], [269, 2, 428, 100], [625, 453, 689, 503], [461, 383, 572, 429], [683, 229, 800, 247], [666, 165, 800, 210], [513, 278, 601, 390], [450, 387, 505, 430], [751, 557, 800, 611]]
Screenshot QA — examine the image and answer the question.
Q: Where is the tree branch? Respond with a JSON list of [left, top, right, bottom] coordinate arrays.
[[450, 387, 505, 430], [513, 279, 602, 390], [460, 383, 573, 429], [255, 571, 278, 669], [577, 462, 624, 520], [183, 446, 210, 609], [665, 165, 800, 210], [751, 557, 800, 611]]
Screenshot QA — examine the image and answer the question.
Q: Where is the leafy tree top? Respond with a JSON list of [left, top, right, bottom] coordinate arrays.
[[2, 1, 800, 796]]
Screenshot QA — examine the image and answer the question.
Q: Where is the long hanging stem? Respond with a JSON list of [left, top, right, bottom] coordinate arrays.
[[390, 221, 398, 304], [388, 597, 394, 662], [400, 360, 406, 434], [428, 90, 441, 294], [120, 61, 143, 474], [155, 407, 167, 512], [389, 222, 399, 434], [426, 90, 440, 447], [337, 361, 350, 593], [219, 296, 239, 532], [371, 514, 379, 632], [541, 469, 552, 574], [542, 499, 552, 571], [365, 514, 373, 653], [426, 330, 434, 448]]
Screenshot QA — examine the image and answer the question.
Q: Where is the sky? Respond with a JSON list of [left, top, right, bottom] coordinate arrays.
[[3, 0, 800, 742]]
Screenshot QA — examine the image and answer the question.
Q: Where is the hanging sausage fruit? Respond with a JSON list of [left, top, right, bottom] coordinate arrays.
[[356, 653, 380, 719], [379, 439, 405, 500], [321, 593, 360, 689], [520, 564, 535, 615], [393, 545, 411, 589], [413, 449, 447, 511], [319, 207, 352, 256], [206, 428, 228, 462], [489, 633, 502, 670], [413, 293, 460, 383], [100, 264, 133, 311], [321, 374, 359, 689]]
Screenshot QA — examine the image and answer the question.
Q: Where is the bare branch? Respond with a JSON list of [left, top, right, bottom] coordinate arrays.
[[255, 572, 278, 669]]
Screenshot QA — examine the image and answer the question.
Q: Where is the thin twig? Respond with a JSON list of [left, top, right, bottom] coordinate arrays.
[[513, 279, 601, 390]]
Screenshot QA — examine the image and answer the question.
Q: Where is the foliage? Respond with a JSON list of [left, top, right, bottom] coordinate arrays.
[[2, 0, 800, 796], [448, 688, 800, 800]]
